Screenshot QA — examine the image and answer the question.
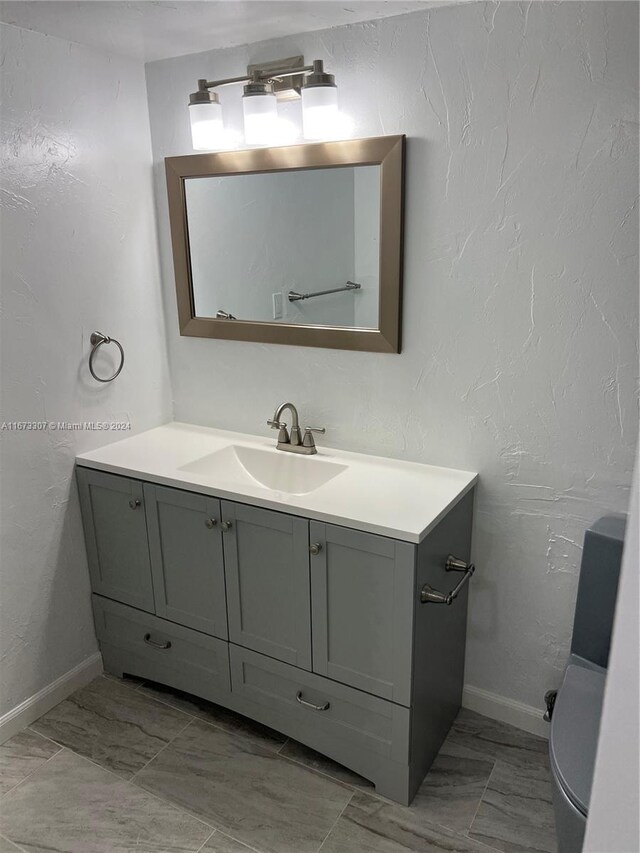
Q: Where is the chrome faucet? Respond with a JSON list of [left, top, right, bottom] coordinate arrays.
[[267, 402, 325, 455]]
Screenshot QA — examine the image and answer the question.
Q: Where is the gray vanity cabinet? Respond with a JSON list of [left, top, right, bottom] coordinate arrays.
[[77, 468, 155, 613], [221, 501, 312, 670], [77, 460, 476, 807], [143, 484, 228, 639], [310, 522, 415, 706]]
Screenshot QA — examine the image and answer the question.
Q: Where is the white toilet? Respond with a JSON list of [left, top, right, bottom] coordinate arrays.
[[547, 515, 626, 852]]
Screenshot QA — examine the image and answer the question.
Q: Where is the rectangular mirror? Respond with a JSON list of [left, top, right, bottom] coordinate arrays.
[[165, 135, 404, 352], [186, 165, 381, 329]]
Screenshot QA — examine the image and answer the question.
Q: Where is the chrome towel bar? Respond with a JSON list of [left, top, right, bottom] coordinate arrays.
[[288, 281, 361, 302], [420, 555, 475, 605], [89, 331, 125, 383]]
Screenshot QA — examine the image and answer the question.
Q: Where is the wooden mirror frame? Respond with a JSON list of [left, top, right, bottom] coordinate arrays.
[[165, 134, 405, 353]]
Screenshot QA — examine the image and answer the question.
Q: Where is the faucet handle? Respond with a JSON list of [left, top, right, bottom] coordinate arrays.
[[267, 419, 289, 445], [302, 426, 326, 448]]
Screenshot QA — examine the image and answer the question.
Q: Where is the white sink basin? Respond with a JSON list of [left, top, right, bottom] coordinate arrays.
[[77, 422, 479, 541], [180, 444, 347, 496]]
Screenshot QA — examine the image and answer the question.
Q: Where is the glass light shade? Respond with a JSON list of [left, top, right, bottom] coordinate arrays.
[[302, 86, 344, 140], [243, 92, 278, 146], [189, 101, 224, 151]]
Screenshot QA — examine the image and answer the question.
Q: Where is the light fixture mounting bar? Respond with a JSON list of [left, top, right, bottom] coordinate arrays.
[[201, 56, 313, 94], [198, 74, 251, 90], [248, 56, 309, 100]]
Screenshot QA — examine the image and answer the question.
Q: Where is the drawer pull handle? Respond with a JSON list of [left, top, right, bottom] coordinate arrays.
[[296, 691, 330, 712], [220, 520, 233, 532], [309, 542, 322, 556], [129, 499, 141, 509], [205, 518, 217, 529], [144, 633, 172, 650]]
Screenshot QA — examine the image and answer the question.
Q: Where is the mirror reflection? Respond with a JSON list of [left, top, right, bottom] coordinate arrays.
[[185, 165, 381, 329]]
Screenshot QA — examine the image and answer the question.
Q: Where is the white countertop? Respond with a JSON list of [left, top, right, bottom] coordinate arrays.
[[76, 422, 477, 543]]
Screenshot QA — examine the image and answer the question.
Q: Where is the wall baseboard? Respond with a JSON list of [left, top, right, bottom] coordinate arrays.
[[462, 683, 550, 739], [0, 652, 103, 744]]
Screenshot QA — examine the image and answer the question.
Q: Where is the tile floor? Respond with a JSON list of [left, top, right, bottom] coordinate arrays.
[[0, 674, 557, 853]]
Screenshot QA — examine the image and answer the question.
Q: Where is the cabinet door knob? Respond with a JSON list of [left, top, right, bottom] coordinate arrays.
[[204, 518, 217, 529], [309, 542, 323, 555], [129, 499, 141, 509], [220, 520, 233, 531]]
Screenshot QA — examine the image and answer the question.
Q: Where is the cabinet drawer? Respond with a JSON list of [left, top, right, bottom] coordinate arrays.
[[92, 595, 231, 702], [229, 644, 409, 764]]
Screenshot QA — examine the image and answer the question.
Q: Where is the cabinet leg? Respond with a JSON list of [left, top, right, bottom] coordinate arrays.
[[103, 663, 125, 679], [371, 766, 413, 807], [100, 648, 124, 680]]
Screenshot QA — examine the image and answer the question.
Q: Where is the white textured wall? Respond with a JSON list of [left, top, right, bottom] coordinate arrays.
[[146, 1, 638, 712], [0, 23, 171, 716]]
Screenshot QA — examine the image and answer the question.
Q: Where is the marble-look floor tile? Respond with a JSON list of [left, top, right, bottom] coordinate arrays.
[[0, 749, 213, 853], [469, 759, 556, 853], [0, 729, 60, 796], [134, 718, 352, 853], [320, 791, 496, 853], [137, 680, 286, 752], [201, 831, 261, 852], [410, 738, 495, 834], [31, 675, 190, 779], [0, 835, 23, 852], [449, 710, 549, 771], [278, 739, 376, 792], [281, 735, 494, 836]]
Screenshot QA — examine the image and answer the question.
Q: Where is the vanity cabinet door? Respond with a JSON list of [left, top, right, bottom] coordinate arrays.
[[310, 523, 415, 706], [144, 484, 228, 639], [222, 501, 311, 670], [76, 467, 155, 613]]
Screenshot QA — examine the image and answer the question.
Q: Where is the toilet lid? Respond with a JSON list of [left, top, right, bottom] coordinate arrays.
[[549, 663, 606, 816]]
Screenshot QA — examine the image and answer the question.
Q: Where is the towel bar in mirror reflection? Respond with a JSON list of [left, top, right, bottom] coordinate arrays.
[[165, 135, 405, 353], [288, 281, 361, 303]]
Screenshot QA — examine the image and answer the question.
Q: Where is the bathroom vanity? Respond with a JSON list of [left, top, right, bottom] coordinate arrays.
[[76, 422, 477, 805]]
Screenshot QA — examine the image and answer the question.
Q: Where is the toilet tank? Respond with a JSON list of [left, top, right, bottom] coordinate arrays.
[[570, 514, 626, 669]]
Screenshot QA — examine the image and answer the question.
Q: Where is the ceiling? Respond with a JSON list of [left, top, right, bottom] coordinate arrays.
[[0, 0, 443, 63]]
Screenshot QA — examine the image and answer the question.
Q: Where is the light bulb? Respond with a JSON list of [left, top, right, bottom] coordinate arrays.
[[189, 100, 225, 151], [242, 85, 278, 146]]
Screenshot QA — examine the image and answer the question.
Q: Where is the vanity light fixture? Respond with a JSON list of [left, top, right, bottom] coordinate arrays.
[[188, 56, 351, 150]]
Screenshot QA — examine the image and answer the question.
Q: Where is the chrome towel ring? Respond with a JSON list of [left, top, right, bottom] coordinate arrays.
[[89, 331, 125, 383]]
